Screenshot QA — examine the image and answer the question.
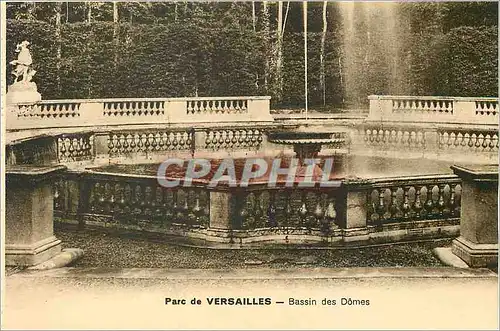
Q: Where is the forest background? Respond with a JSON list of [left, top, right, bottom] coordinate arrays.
[[6, 1, 498, 109]]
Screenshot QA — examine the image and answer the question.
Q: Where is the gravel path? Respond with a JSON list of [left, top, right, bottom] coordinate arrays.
[[56, 227, 451, 269]]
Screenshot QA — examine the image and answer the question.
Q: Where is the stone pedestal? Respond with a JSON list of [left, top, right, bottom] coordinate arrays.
[[6, 81, 42, 104], [451, 165, 498, 267], [5, 165, 67, 266]]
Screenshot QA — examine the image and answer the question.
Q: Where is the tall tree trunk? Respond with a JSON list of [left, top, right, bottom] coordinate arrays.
[[252, 2, 258, 90], [276, 1, 283, 102], [113, 1, 119, 24], [262, 1, 270, 91], [281, 1, 291, 97], [320, 1, 328, 107], [87, 3, 92, 23], [113, 2, 119, 67], [56, 2, 62, 96], [339, 56, 344, 106], [252, 2, 256, 32]]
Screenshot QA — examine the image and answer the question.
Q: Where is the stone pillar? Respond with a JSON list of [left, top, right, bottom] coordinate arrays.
[[248, 97, 274, 122], [193, 129, 207, 156], [366, 96, 391, 121], [208, 190, 233, 230], [451, 165, 498, 267], [423, 126, 439, 159], [93, 132, 110, 164], [5, 165, 67, 266], [342, 180, 369, 242], [345, 190, 367, 228], [453, 99, 476, 124], [167, 99, 189, 124]]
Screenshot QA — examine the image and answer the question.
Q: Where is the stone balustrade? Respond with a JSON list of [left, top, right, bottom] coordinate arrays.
[[6, 96, 273, 130], [356, 175, 461, 225], [368, 95, 499, 125], [351, 122, 498, 163], [52, 170, 462, 246], [342, 175, 462, 242], [6, 123, 496, 170]]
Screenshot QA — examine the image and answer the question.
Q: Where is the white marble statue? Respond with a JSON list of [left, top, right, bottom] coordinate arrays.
[[10, 40, 37, 83], [6, 40, 42, 104]]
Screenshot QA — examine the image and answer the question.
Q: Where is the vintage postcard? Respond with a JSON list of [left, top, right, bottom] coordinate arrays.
[[1, 1, 498, 329]]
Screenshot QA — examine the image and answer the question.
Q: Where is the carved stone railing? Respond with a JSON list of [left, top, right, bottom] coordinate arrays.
[[186, 98, 248, 115], [361, 175, 462, 225], [229, 186, 342, 237], [53, 169, 462, 246], [106, 129, 194, 157], [360, 125, 427, 150], [54, 172, 210, 230], [368, 95, 499, 125], [352, 121, 498, 162], [6, 125, 278, 169], [57, 132, 95, 163], [204, 128, 263, 151], [6, 96, 273, 130], [103, 100, 166, 117], [437, 127, 499, 153], [342, 175, 462, 242], [15, 101, 82, 119]]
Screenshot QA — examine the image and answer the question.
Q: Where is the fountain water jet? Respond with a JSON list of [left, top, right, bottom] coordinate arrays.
[[338, 2, 403, 107]]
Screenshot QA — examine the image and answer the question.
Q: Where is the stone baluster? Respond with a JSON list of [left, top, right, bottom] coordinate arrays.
[[298, 191, 308, 228], [163, 188, 173, 225], [401, 186, 411, 220], [424, 185, 435, 218], [413, 185, 423, 219], [389, 188, 399, 220], [114, 183, 125, 221], [437, 183, 446, 216], [375, 189, 386, 224], [283, 192, 293, 228]]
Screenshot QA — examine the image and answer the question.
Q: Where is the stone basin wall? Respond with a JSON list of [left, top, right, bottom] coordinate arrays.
[[51, 169, 461, 248]]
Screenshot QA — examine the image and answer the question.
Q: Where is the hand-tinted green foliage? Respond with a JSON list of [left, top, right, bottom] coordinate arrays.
[[441, 26, 498, 97], [5, 1, 498, 108]]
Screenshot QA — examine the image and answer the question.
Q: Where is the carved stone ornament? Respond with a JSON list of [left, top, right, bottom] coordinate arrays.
[[7, 40, 42, 104]]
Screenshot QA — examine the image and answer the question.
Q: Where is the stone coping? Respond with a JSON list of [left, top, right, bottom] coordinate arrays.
[[5, 121, 283, 145], [6, 118, 496, 146], [67, 168, 461, 192], [12, 96, 272, 104], [368, 95, 499, 102], [451, 164, 499, 182], [6, 164, 67, 184], [11, 266, 497, 280], [361, 120, 499, 130], [342, 173, 461, 190]]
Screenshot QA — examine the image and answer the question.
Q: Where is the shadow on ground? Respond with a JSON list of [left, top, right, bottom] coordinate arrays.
[[54, 227, 454, 269]]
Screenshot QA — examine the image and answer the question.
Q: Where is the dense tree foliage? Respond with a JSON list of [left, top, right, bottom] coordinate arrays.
[[6, 1, 498, 108]]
